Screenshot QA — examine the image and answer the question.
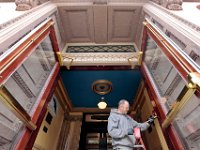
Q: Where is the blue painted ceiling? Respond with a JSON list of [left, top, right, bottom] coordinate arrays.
[[61, 70, 142, 108]]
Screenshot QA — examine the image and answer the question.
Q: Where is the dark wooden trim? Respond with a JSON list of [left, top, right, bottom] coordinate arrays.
[[49, 25, 60, 63], [141, 25, 148, 64], [0, 20, 54, 84], [49, 26, 60, 53], [15, 63, 60, 150], [141, 25, 148, 53], [71, 107, 111, 113]]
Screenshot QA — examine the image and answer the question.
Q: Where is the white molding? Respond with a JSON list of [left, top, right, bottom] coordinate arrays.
[[0, 2, 52, 30], [0, 19, 51, 61], [0, 2, 57, 54], [146, 2, 200, 32], [143, 2, 200, 53]]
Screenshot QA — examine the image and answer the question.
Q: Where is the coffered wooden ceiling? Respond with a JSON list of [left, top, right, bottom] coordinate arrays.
[[57, 3, 143, 43]]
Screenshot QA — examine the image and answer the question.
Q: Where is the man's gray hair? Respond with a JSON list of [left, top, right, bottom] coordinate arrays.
[[118, 99, 129, 107]]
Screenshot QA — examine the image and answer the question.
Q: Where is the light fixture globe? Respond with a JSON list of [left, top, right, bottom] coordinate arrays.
[[97, 97, 107, 109]]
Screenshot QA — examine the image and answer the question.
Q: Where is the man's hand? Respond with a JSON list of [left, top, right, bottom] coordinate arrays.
[[127, 128, 133, 135], [147, 115, 157, 125]]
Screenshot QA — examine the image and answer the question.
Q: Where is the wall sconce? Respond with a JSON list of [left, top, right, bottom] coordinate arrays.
[[97, 97, 107, 109]]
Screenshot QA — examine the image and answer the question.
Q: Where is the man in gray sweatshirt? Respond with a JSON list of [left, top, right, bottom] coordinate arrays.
[[107, 99, 154, 150]]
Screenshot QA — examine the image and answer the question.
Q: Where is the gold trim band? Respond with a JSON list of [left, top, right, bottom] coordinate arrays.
[[0, 86, 36, 130], [162, 85, 196, 128], [56, 52, 63, 66], [188, 72, 200, 91]]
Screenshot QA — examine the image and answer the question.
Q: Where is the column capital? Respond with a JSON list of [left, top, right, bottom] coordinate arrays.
[[150, 0, 183, 10], [165, 0, 183, 10], [15, 0, 49, 11]]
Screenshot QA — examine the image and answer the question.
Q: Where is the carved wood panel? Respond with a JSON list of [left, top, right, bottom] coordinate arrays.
[[108, 6, 142, 42], [58, 6, 94, 43]]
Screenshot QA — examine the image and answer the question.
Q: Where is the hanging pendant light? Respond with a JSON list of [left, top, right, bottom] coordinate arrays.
[[97, 97, 107, 109]]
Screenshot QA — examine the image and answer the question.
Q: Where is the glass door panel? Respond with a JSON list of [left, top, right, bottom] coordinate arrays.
[[0, 19, 59, 149], [0, 99, 24, 150], [3, 35, 56, 114], [142, 20, 200, 150], [144, 35, 186, 112], [173, 94, 200, 149]]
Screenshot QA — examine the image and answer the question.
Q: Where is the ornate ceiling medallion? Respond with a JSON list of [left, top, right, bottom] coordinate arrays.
[[92, 80, 112, 95]]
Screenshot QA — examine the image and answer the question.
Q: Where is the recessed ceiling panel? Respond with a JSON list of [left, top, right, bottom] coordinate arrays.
[[61, 70, 141, 108]]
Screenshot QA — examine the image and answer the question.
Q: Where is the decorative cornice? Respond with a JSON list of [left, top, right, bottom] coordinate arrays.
[[15, 0, 37, 11], [150, 0, 183, 10], [59, 51, 141, 69], [52, 0, 148, 3], [0, 2, 57, 55], [166, 0, 183, 10], [143, 2, 200, 58], [146, 2, 200, 34], [0, 2, 53, 31]]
